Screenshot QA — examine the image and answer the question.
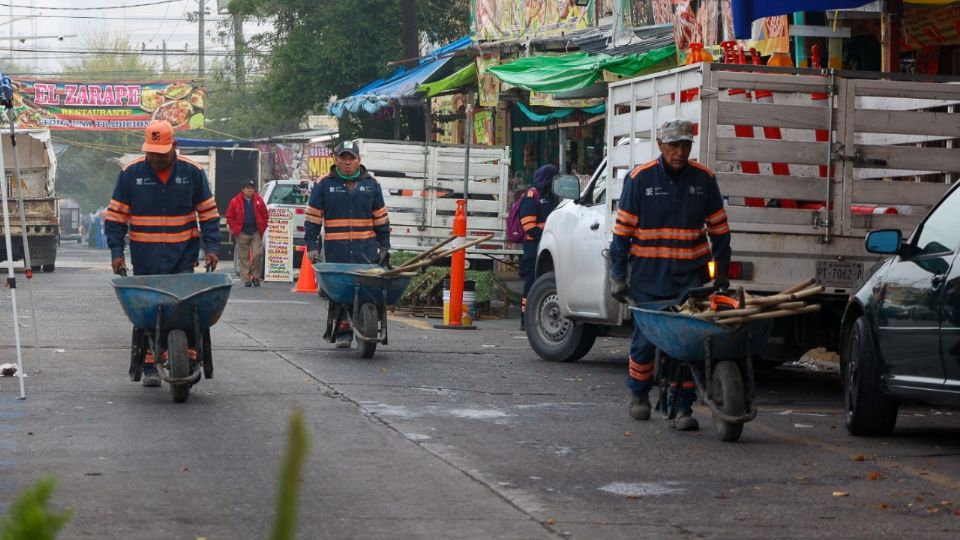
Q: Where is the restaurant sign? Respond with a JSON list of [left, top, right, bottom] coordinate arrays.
[[7, 79, 205, 131]]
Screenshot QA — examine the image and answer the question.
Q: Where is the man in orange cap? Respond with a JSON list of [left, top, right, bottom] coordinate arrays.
[[104, 120, 221, 387]]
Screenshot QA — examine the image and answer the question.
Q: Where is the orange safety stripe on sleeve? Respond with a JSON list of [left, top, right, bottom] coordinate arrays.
[[613, 224, 634, 237], [707, 223, 730, 235], [520, 215, 538, 225], [629, 243, 712, 260], [305, 214, 323, 225], [130, 214, 197, 227], [373, 216, 388, 226], [324, 230, 377, 241], [194, 196, 217, 211], [305, 206, 323, 217], [324, 218, 375, 229], [198, 211, 220, 222], [629, 159, 659, 178], [109, 199, 131, 213], [705, 208, 727, 225], [103, 210, 130, 224], [633, 228, 703, 241], [129, 229, 199, 243], [372, 207, 388, 217], [616, 208, 639, 226]]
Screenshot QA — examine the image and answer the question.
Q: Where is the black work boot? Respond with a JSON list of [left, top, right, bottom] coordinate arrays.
[[629, 394, 651, 421], [674, 413, 699, 431]]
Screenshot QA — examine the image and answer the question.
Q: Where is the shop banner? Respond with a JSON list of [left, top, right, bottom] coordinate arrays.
[[750, 15, 790, 56], [7, 79, 205, 131], [265, 207, 294, 283], [529, 91, 604, 109], [477, 53, 501, 108], [306, 143, 335, 180], [474, 0, 593, 41]]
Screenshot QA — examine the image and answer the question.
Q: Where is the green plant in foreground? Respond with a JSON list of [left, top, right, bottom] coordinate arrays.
[[0, 476, 72, 540], [270, 407, 310, 540]]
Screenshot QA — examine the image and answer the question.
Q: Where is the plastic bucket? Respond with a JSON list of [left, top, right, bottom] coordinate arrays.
[[443, 279, 476, 326]]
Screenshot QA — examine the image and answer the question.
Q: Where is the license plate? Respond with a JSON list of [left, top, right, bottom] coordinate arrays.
[[816, 260, 864, 288]]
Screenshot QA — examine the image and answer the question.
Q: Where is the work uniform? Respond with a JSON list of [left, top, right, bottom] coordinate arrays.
[[304, 166, 390, 340], [609, 156, 731, 412], [519, 164, 560, 322], [104, 156, 220, 275]]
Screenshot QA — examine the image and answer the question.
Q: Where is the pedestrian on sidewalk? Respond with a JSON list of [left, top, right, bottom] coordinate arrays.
[[519, 164, 560, 330], [304, 140, 391, 348], [608, 119, 732, 432], [103, 120, 220, 387], [226, 179, 268, 287]]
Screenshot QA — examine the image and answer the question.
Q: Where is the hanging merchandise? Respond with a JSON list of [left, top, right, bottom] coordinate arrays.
[[477, 54, 501, 108]]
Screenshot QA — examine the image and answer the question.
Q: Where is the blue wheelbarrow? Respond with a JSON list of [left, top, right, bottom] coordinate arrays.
[[313, 263, 415, 359], [112, 273, 233, 402], [631, 295, 773, 442]]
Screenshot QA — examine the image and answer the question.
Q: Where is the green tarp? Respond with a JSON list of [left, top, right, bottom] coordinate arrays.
[[487, 45, 676, 93], [416, 63, 478, 97]]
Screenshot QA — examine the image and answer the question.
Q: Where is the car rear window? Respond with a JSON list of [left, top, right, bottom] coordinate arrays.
[[268, 185, 308, 205]]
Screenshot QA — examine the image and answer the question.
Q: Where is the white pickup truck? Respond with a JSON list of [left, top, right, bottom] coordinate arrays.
[[525, 64, 960, 363]]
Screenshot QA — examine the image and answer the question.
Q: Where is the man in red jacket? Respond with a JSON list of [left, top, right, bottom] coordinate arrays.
[[226, 180, 268, 287]]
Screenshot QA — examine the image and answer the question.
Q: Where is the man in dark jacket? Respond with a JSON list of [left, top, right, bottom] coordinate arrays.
[[226, 179, 269, 287], [519, 164, 560, 330], [609, 119, 731, 431], [304, 140, 390, 348], [104, 120, 220, 387]]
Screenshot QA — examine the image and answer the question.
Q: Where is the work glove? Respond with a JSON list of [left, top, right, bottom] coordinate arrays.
[[306, 250, 319, 263], [378, 247, 392, 269], [610, 276, 630, 304], [713, 271, 730, 293]]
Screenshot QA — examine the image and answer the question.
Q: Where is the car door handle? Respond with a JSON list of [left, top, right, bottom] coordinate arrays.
[[590, 222, 600, 230], [932, 274, 945, 288]]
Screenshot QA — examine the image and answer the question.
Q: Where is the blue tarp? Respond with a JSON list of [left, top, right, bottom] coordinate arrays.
[[731, 1, 873, 39], [515, 102, 606, 123], [328, 36, 472, 118]]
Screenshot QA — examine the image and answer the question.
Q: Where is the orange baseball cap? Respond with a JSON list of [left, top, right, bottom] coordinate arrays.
[[142, 120, 175, 153]]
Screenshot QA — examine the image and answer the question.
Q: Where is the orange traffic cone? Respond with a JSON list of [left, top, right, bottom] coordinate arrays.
[[292, 246, 318, 293]]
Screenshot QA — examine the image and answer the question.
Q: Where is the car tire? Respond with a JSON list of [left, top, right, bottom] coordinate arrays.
[[843, 316, 899, 436], [525, 271, 597, 362]]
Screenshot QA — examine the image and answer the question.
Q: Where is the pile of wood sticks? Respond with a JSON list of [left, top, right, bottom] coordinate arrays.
[[354, 233, 495, 277], [681, 279, 823, 327]]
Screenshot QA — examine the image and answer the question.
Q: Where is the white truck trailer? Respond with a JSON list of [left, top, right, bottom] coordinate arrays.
[[526, 63, 960, 363], [0, 128, 59, 271]]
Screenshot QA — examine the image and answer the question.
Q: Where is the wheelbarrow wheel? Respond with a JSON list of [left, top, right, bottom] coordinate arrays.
[[711, 361, 745, 442], [201, 329, 213, 379], [356, 302, 378, 359], [129, 328, 146, 382], [168, 329, 191, 403]]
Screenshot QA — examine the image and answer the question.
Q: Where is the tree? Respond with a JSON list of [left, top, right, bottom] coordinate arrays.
[[228, 0, 469, 136]]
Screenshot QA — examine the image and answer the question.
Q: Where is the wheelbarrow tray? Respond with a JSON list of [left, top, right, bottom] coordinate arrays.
[[112, 273, 233, 330], [630, 300, 773, 363], [313, 263, 414, 306]]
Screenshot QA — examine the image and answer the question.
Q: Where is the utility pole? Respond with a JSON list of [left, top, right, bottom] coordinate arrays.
[[199, 0, 206, 78], [401, 0, 423, 141], [233, 12, 245, 88], [162, 40, 168, 74]]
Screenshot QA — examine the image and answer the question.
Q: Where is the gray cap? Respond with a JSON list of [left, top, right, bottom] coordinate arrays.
[[334, 140, 360, 158], [657, 119, 695, 143]]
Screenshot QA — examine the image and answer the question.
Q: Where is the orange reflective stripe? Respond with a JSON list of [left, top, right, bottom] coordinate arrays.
[[129, 229, 199, 243], [194, 197, 217, 212], [616, 209, 639, 225], [325, 230, 376, 241], [629, 159, 658, 178], [130, 214, 197, 227], [305, 215, 323, 225], [373, 216, 388, 226], [372, 207, 388, 217], [707, 223, 730, 235], [103, 210, 130, 224], [325, 218, 374, 228], [109, 199, 130, 213], [629, 243, 711, 260], [633, 228, 703, 241], [681, 381, 696, 389], [705, 209, 727, 225], [629, 357, 654, 380], [520, 216, 538, 225], [305, 207, 323, 218], [613, 224, 633, 237], [197, 210, 220, 221]]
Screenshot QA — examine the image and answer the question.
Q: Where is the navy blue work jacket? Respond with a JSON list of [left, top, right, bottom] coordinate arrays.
[[303, 167, 390, 264], [104, 156, 220, 275]]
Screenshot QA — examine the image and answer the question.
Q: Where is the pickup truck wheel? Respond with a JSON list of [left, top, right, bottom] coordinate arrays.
[[525, 272, 597, 362], [842, 316, 899, 436]]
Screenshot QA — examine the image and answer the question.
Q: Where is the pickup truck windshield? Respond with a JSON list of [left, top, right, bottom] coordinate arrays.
[[268, 185, 308, 205]]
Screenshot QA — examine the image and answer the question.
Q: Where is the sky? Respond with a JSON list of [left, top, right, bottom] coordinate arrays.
[[2, 0, 269, 77]]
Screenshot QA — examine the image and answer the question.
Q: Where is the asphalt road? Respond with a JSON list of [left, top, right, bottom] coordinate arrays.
[[1, 244, 959, 539]]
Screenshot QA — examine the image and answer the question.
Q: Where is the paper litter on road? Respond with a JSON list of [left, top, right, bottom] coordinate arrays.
[[794, 423, 814, 429]]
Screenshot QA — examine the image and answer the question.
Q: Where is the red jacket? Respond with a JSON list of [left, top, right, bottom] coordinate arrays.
[[226, 192, 268, 236]]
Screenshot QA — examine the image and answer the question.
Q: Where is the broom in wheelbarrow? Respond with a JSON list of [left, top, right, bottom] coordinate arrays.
[[355, 233, 495, 276]]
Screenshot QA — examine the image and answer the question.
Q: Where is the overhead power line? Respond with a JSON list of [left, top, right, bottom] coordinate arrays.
[[0, 0, 182, 10]]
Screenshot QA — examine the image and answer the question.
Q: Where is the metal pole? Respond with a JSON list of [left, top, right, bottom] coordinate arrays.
[[199, 0, 205, 78], [823, 69, 837, 245], [462, 94, 473, 206], [0, 75, 26, 399], [7, 108, 41, 396]]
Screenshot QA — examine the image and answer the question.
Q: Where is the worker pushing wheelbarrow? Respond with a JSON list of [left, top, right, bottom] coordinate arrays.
[[630, 281, 822, 441]]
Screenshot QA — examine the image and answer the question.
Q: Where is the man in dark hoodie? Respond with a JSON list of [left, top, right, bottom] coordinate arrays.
[[304, 140, 391, 348], [518, 164, 560, 330]]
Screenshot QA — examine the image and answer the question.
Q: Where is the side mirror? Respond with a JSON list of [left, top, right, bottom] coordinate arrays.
[[553, 174, 581, 200], [865, 229, 902, 255]]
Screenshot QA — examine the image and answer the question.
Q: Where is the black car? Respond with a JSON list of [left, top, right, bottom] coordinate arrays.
[[840, 183, 960, 436]]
